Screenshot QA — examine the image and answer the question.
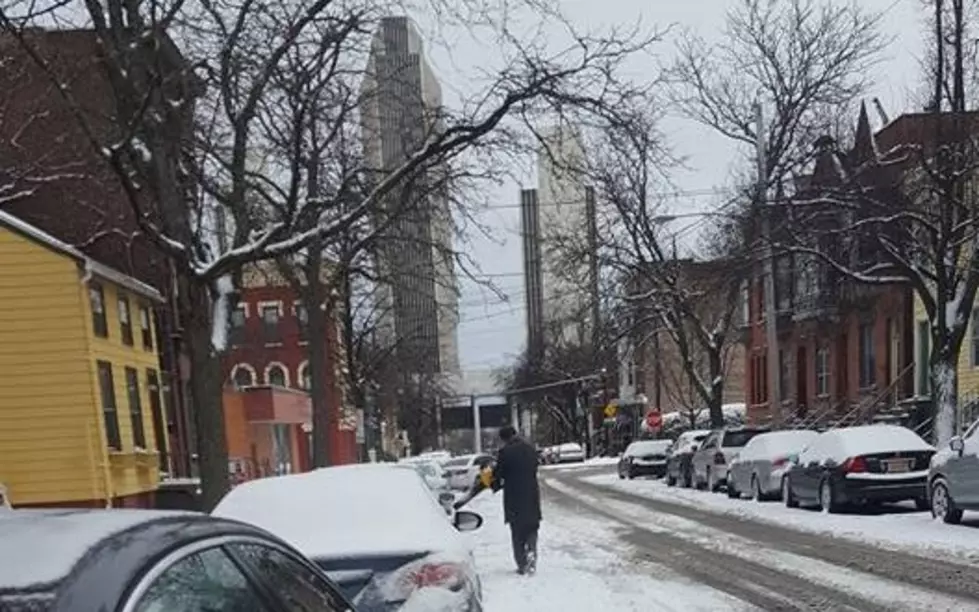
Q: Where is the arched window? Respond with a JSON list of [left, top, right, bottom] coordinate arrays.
[[230, 364, 256, 389], [298, 361, 311, 390], [265, 362, 289, 387]]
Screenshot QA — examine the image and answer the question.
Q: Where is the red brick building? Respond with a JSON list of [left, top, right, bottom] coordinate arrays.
[[0, 30, 196, 477], [223, 262, 358, 465], [744, 104, 915, 426]]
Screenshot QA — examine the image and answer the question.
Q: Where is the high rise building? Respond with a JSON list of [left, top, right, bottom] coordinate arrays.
[[521, 125, 596, 352], [361, 17, 460, 379]]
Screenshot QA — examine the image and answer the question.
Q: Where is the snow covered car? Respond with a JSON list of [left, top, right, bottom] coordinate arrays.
[[442, 454, 495, 490], [928, 417, 979, 524], [727, 429, 817, 500], [782, 424, 935, 513], [0, 508, 355, 612], [692, 427, 768, 492], [618, 440, 672, 479], [395, 460, 456, 514], [665, 429, 711, 487], [213, 464, 485, 612], [554, 442, 585, 463]]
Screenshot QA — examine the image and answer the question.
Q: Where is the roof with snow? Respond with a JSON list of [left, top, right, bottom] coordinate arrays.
[[0, 209, 163, 302]]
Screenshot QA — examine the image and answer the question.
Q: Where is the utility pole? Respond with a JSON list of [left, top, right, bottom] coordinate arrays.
[[585, 186, 601, 457], [755, 101, 781, 425]]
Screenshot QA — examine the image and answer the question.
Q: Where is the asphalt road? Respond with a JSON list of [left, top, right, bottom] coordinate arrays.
[[542, 465, 979, 612]]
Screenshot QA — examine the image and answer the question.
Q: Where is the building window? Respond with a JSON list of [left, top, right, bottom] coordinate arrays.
[[815, 347, 830, 397], [755, 278, 765, 322], [230, 304, 247, 346], [147, 369, 169, 473], [125, 367, 146, 449], [90, 284, 108, 338], [294, 301, 309, 341], [260, 302, 282, 344], [775, 255, 793, 311], [778, 350, 790, 401], [298, 362, 311, 390], [751, 354, 768, 404], [140, 306, 154, 351], [740, 281, 750, 326], [231, 364, 255, 388], [118, 296, 133, 346], [97, 361, 121, 450], [859, 322, 876, 389], [266, 363, 288, 387]]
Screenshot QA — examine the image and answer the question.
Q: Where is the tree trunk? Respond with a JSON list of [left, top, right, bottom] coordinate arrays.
[[932, 354, 958, 445], [182, 280, 229, 511], [304, 240, 333, 468], [707, 350, 725, 427]]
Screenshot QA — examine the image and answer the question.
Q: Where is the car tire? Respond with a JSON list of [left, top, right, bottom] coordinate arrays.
[[819, 479, 839, 514], [627, 471, 635, 480], [930, 479, 964, 524], [751, 475, 764, 502], [666, 473, 676, 487], [682, 466, 693, 489], [705, 468, 715, 492], [726, 480, 739, 499], [618, 471, 625, 480], [782, 476, 798, 508]]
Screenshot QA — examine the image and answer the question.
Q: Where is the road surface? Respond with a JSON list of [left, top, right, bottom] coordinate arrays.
[[490, 464, 979, 612]]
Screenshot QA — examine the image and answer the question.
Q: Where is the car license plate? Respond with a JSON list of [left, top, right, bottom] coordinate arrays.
[[883, 459, 911, 473]]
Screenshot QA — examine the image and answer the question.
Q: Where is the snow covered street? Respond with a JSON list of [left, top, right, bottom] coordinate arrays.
[[462, 479, 750, 612], [465, 463, 979, 611]]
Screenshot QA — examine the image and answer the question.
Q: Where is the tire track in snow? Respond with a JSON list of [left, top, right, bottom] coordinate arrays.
[[546, 475, 977, 611]]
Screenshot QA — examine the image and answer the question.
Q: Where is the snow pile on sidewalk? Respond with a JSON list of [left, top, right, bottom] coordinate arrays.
[[583, 473, 979, 563], [463, 489, 748, 611]]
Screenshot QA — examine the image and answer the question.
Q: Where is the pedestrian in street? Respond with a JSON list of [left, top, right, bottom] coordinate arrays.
[[491, 425, 541, 575]]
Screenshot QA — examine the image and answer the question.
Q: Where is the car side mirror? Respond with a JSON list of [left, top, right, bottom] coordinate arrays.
[[690, 444, 699, 452], [454, 510, 483, 532], [950, 436, 965, 454]]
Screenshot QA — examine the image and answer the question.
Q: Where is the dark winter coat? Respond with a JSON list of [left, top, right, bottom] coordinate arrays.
[[492, 436, 542, 528]]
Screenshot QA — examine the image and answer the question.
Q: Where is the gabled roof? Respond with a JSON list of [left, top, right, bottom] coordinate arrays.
[[0, 210, 164, 302]]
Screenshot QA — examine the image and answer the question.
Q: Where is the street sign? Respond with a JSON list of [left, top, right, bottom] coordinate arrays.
[[645, 411, 663, 432], [604, 403, 618, 418]]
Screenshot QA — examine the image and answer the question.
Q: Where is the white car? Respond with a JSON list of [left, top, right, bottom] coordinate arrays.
[[442, 454, 495, 490], [415, 450, 453, 466], [727, 430, 818, 500], [213, 464, 484, 612], [554, 442, 585, 463]]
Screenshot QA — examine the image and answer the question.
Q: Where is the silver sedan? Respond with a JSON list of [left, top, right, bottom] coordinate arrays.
[[728, 430, 817, 500]]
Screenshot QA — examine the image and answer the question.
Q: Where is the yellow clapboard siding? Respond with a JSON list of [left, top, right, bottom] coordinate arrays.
[[0, 225, 162, 506]]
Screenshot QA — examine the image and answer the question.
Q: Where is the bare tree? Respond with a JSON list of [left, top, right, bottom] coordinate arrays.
[[670, 0, 886, 191], [0, 0, 660, 507]]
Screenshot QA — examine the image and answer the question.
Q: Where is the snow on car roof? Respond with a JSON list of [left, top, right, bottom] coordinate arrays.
[[212, 464, 469, 561], [805, 424, 934, 462], [0, 509, 195, 590], [624, 440, 671, 455]]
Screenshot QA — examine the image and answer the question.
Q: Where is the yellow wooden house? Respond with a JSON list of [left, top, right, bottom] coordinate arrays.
[[912, 294, 979, 421], [0, 211, 168, 507]]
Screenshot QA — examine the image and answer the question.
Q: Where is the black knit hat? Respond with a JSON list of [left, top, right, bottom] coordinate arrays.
[[499, 425, 517, 441]]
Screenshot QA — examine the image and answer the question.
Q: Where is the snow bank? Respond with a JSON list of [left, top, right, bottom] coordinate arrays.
[[213, 464, 470, 560], [581, 474, 979, 563]]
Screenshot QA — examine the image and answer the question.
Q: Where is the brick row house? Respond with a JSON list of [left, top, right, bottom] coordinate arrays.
[[743, 104, 927, 427], [221, 261, 358, 476]]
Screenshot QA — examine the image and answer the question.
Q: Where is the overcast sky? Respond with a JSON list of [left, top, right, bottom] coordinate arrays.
[[414, 0, 925, 375]]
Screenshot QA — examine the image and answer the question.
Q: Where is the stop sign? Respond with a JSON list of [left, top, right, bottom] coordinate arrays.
[[645, 411, 662, 431]]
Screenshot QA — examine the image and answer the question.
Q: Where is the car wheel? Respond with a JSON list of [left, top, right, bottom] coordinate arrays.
[[751, 475, 764, 502], [819, 479, 839, 514], [627, 470, 635, 480], [706, 468, 715, 492], [666, 473, 676, 487], [930, 480, 964, 524], [782, 476, 798, 508], [726, 479, 739, 499], [682, 466, 693, 488], [618, 471, 625, 480]]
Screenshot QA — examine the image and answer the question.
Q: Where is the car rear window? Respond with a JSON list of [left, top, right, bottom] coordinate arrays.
[[722, 429, 766, 447]]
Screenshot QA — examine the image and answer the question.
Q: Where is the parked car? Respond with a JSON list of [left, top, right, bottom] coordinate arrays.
[[727, 429, 818, 500], [782, 424, 935, 513], [554, 442, 586, 463], [214, 463, 485, 612], [415, 451, 453, 466], [692, 426, 769, 492], [928, 418, 979, 523], [666, 429, 711, 487], [618, 440, 672, 479], [395, 460, 455, 514], [0, 508, 356, 612], [442, 454, 495, 490]]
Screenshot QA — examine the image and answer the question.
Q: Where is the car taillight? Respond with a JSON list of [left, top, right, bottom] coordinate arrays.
[[389, 557, 467, 601], [843, 456, 867, 473], [771, 456, 787, 468], [713, 452, 725, 465]]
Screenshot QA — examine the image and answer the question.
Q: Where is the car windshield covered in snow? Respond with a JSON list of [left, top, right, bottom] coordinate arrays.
[[722, 429, 767, 448], [624, 440, 672, 457]]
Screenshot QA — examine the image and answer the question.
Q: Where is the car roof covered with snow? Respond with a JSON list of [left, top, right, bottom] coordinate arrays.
[[0, 509, 284, 612], [212, 463, 470, 562], [802, 424, 934, 462]]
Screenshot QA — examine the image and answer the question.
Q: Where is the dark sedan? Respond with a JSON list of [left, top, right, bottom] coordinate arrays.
[[782, 424, 935, 513], [618, 440, 673, 479], [0, 508, 356, 612], [665, 429, 711, 487]]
